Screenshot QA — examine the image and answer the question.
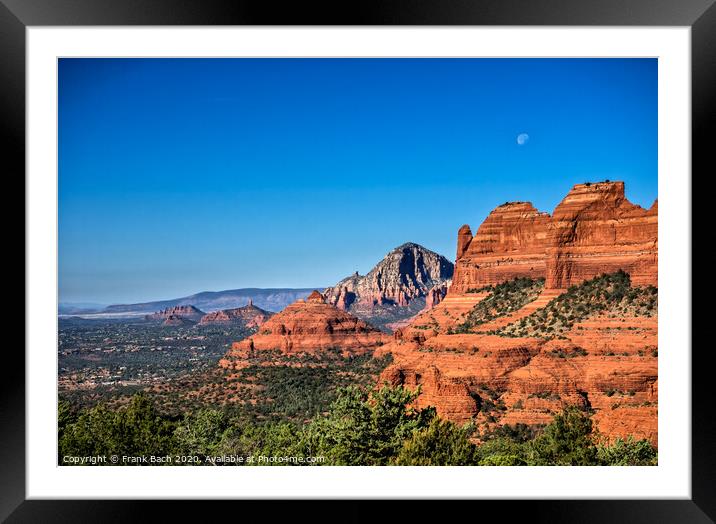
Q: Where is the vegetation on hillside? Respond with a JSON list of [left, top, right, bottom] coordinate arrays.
[[451, 277, 545, 334], [58, 388, 656, 467], [496, 271, 657, 339], [227, 350, 393, 423], [60, 343, 393, 424]]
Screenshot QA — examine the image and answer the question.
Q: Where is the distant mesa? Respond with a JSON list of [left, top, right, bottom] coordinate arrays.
[[198, 299, 274, 328], [219, 290, 388, 369], [58, 303, 107, 315], [102, 288, 317, 316], [145, 305, 205, 323]]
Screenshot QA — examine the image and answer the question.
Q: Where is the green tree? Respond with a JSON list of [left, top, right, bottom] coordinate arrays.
[[479, 453, 529, 466], [59, 394, 177, 463], [475, 436, 531, 465], [528, 407, 598, 465], [217, 421, 304, 465], [174, 408, 232, 459], [393, 418, 478, 465], [58, 400, 75, 441], [307, 384, 435, 465]]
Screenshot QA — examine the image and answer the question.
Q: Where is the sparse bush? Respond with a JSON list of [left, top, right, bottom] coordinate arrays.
[[497, 271, 658, 339], [455, 277, 545, 333]]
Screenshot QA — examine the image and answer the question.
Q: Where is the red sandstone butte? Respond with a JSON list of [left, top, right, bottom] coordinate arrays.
[[162, 314, 196, 326], [451, 181, 657, 292], [451, 202, 550, 293], [546, 182, 657, 288], [219, 291, 388, 369]]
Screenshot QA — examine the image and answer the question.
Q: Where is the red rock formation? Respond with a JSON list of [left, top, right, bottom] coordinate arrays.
[[546, 182, 658, 288], [219, 290, 388, 369], [145, 305, 205, 322], [424, 282, 449, 310], [377, 181, 658, 445], [456, 225, 473, 259], [378, 313, 658, 444], [451, 203, 550, 293], [382, 365, 479, 424], [451, 182, 657, 291], [218, 181, 658, 445], [403, 292, 489, 336], [162, 314, 196, 326], [306, 290, 326, 303], [198, 300, 273, 328], [335, 285, 356, 311]]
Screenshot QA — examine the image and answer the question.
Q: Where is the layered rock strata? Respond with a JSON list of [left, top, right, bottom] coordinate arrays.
[[377, 314, 658, 444], [546, 182, 657, 288], [451, 182, 657, 291], [451, 203, 550, 293]]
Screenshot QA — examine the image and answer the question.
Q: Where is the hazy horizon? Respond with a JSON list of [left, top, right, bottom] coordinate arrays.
[[59, 58, 657, 304], [58, 287, 325, 309]]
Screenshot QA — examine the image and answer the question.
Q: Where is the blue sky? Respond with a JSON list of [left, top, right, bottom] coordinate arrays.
[[59, 58, 657, 304]]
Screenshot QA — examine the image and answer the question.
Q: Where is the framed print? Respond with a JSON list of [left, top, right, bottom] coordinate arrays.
[[5, 0, 713, 521]]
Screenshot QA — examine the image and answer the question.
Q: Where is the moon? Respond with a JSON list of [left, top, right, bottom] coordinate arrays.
[[516, 133, 530, 145]]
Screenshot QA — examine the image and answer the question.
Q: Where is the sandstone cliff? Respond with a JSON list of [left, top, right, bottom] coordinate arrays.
[[451, 203, 550, 293], [377, 290, 658, 444], [546, 182, 657, 288], [451, 182, 657, 291]]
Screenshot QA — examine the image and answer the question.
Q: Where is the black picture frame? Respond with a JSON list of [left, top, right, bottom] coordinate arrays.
[[6, 1, 711, 521]]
